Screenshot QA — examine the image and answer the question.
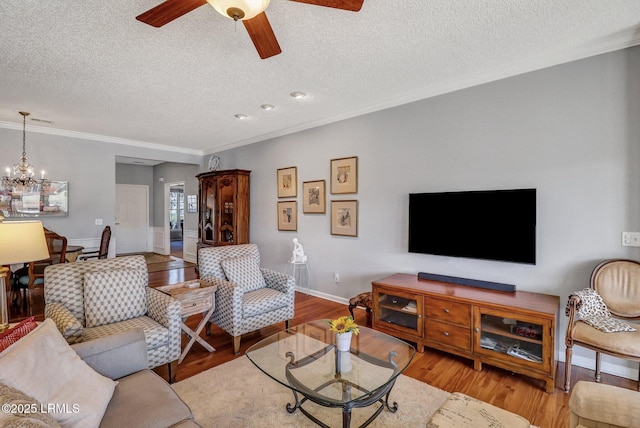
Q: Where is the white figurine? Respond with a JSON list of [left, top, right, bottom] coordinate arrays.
[[290, 238, 307, 263]]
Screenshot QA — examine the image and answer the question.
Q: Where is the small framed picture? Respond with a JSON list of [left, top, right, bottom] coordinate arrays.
[[187, 194, 197, 213], [277, 201, 298, 231], [302, 180, 326, 214], [277, 166, 297, 198], [330, 156, 358, 194], [331, 200, 358, 237]]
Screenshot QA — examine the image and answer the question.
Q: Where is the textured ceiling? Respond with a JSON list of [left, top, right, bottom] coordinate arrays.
[[1, 1, 639, 155]]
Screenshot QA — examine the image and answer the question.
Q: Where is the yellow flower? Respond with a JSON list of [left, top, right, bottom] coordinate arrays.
[[328, 316, 360, 335]]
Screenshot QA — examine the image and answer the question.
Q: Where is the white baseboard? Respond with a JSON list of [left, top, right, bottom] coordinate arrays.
[[67, 237, 116, 258]]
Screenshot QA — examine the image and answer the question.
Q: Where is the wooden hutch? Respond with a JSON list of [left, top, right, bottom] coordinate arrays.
[[197, 169, 250, 250]]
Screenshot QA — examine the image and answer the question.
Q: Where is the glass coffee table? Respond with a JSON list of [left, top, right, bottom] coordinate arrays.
[[246, 319, 415, 428]]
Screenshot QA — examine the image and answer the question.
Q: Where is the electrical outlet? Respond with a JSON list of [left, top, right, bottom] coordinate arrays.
[[95, 219, 103, 226], [334, 273, 340, 283], [622, 232, 640, 247]]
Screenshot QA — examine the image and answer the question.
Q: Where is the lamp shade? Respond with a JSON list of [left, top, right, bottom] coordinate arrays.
[[206, 0, 270, 20], [0, 221, 49, 265]]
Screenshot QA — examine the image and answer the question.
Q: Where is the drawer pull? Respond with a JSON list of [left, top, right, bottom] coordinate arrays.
[[444, 309, 450, 313], [474, 328, 480, 333], [443, 332, 449, 336]]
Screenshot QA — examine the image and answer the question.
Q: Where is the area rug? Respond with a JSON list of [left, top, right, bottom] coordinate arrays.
[[172, 356, 450, 427]]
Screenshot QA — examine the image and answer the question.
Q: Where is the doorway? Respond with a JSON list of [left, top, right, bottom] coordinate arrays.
[[116, 184, 149, 254], [167, 183, 184, 259]]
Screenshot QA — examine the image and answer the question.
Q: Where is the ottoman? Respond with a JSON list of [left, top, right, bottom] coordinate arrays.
[[427, 392, 530, 428]]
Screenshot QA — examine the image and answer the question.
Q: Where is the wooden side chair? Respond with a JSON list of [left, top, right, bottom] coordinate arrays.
[[564, 259, 640, 392], [13, 229, 67, 315], [78, 226, 111, 260]]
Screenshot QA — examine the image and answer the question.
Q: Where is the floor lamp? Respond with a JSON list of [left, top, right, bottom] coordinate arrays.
[[0, 219, 49, 332]]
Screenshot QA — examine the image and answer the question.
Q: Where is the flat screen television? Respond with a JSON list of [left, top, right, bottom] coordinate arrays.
[[408, 188, 536, 264]]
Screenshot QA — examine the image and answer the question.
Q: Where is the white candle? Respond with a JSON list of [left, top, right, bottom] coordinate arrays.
[[5, 167, 9, 176], [41, 170, 45, 179]]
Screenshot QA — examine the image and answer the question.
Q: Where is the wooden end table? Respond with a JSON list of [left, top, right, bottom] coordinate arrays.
[[157, 279, 218, 363]]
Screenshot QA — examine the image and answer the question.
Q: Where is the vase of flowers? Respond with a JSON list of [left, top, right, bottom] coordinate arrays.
[[328, 316, 360, 352]]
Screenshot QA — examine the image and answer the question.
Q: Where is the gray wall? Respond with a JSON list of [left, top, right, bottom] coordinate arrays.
[[0, 131, 201, 241], [217, 46, 640, 378], [1, 45, 638, 378]]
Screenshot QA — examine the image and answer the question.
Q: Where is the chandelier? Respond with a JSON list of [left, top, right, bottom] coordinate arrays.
[[2, 111, 48, 189]]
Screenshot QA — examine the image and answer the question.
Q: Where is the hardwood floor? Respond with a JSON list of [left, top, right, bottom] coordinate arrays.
[[149, 264, 640, 428], [15, 260, 637, 427]]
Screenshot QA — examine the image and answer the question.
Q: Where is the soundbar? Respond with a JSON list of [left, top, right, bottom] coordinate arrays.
[[417, 272, 516, 292]]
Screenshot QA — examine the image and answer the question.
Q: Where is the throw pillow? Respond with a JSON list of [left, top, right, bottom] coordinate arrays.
[[0, 316, 38, 352], [0, 382, 61, 428], [84, 268, 147, 328], [0, 318, 117, 427], [221, 255, 267, 292]]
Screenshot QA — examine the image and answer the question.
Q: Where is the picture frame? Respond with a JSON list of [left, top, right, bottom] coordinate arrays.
[[0, 181, 69, 218], [277, 201, 298, 231], [331, 200, 358, 237], [302, 180, 326, 214], [330, 156, 358, 194], [187, 194, 197, 213], [277, 166, 297, 198]]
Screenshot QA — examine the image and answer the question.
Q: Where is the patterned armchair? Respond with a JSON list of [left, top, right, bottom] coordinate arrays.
[[43, 255, 182, 382], [198, 244, 295, 354]]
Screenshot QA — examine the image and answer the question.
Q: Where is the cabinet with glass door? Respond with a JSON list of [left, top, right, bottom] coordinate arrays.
[[373, 287, 423, 349]]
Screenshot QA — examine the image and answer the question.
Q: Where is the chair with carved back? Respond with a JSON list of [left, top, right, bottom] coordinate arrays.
[[12, 228, 67, 315], [565, 259, 640, 392], [78, 226, 111, 260]]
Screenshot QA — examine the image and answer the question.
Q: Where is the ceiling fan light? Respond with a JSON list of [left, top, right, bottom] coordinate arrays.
[[207, 0, 270, 21]]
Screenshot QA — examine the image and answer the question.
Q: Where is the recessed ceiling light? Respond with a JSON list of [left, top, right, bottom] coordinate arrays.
[[234, 113, 248, 119], [260, 104, 274, 110], [290, 92, 306, 99]]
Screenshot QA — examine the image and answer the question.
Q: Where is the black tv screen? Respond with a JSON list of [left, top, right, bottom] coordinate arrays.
[[408, 188, 536, 264]]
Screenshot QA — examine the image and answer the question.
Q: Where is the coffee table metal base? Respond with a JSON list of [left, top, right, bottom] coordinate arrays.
[[284, 348, 400, 428]]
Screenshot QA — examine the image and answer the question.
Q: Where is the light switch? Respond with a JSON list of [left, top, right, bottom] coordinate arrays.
[[95, 219, 103, 226]]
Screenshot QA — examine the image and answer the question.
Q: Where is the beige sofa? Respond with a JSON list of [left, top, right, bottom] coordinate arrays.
[[0, 325, 199, 427], [569, 381, 640, 428]]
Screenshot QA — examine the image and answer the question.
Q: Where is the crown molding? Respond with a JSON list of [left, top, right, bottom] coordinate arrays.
[[205, 34, 640, 155], [0, 120, 204, 156]]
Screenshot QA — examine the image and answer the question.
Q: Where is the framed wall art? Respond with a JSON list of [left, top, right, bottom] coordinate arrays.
[[330, 156, 358, 194], [187, 194, 197, 213], [277, 166, 297, 198], [302, 180, 326, 214], [277, 200, 298, 231], [0, 181, 68, 218], [331, 200, 358, 237]]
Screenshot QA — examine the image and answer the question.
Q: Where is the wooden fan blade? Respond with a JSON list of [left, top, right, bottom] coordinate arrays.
[[243, 12, 282, 60], [289, 0, 364, 12], [136, 0, 207, 27]]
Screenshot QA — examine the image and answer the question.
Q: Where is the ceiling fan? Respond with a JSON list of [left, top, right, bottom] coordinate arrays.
[[136, 0, 365, 59]]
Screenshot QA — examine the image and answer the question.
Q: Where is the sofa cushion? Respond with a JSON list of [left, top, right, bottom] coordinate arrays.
[[0, 319, 117, 427], [221, 255, 266, 292], [243, 288, 290, 318], [100, 370, 194, 428], [0, 382, 61, 428], [84, 315, 169, 351], [84, 269, 147, 328], [0, 316, 38, 352]]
